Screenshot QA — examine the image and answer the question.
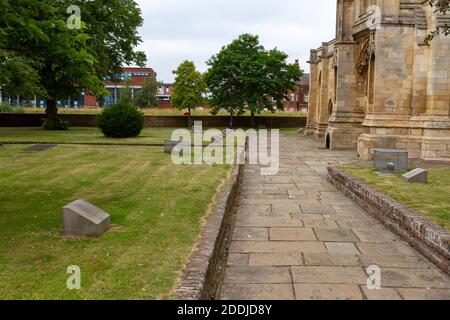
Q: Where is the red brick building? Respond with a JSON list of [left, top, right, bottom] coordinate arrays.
[[282, 73, 310, 112], [84, 67, 159, 107]]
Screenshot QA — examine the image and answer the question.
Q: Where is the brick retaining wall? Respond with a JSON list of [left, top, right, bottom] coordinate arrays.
[[328, 166, 450, 276], [0, 113, 306, 128], [176, 164, 243, 300]]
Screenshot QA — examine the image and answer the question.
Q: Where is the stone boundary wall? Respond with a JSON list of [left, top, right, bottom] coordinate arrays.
[[328, 166, 450, 276], [0, 113, 306, 128], [175, 164, 243, 300]]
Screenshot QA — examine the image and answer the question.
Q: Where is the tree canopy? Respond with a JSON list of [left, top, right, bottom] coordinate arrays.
[[204, 34, 301, 127], [0, 0, 146, 129], [172, 61, 207, 115], [134, 75, 160, 108]]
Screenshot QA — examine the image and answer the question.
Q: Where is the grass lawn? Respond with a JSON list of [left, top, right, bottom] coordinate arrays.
[[21, 107, 307, 117], [0, 127, 175, 145], [0, 127, 304, 145], [340, 166, 450, 231], [0, 144, 231, 299]]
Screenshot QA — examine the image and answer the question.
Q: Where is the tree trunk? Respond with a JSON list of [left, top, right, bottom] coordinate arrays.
[[251, 112, 255, 129], [229, 111, 234, 129], [188, 107, 192, 129], [44, 99, 58, 130]]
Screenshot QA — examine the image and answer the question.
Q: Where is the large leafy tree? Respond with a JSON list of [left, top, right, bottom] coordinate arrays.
[[172, 61, 207, 127], [204, 34, 301, 128], [0, 0, 146, 129], [133, 75, 160, 108]]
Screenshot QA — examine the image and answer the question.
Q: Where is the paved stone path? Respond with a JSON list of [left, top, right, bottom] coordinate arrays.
[[219, 135, 450, 300]]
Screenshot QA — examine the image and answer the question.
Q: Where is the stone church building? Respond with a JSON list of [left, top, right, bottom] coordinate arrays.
[[306, 0, 450, 162]]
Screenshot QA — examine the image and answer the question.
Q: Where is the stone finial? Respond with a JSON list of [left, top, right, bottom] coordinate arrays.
[[63, 200, 111, 237]]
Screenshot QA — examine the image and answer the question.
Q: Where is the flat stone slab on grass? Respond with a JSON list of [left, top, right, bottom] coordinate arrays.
[[403, 168, 428, 184], [24, 144, 57, 152], [63, 199, 110, 237]]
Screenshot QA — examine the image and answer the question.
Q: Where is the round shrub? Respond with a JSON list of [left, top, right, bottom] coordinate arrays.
[[97, 103, 144, 138]]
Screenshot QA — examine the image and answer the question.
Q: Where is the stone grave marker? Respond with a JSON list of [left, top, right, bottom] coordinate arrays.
[[374, 149, 408, 172], [402, 168, 428, 184], [24, 144, 57, 152], [63, 200, 110, 237]]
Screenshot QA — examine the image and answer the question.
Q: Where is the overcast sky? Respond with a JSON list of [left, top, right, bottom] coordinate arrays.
[[134, 0, 336, 83]]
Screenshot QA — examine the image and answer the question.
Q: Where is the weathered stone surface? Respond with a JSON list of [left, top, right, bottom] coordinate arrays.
[[315, 228, 358, 242], [220, 284, 295, 300], [292, 266, 367, 284], [295, 284, 363, 300], [380, 268, 450, 289], [300, 204, 336, 215], [325, 242, 360, 255], [223, 267, 291, 284], [235, 217, 304, 228], [362, 288, 403, 300], [398, 288, 450, 300], [164, 139, 182, 154], [230, 241, 327, 254], [62, 200, 110, 237], [304, 253, 360, 267], [402, 168, 428, 184], [249, 253, 303, 266], [352, 228, 398, 243], [226, 254, 248, 267], [359, 255, 431, 269], [232, 228, 269, 241], [269, 228, 317, 241], [373, 149, 409, 173], [356, 243, 416, 257]]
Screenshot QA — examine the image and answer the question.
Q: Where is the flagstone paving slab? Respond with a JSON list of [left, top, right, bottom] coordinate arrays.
[[232, 227, 269, 241], [303, 253, 360, 267], [315, 228, 359, 242], [325, 242, 361, 255], [294, 284, 363, 300], [227, 253, 249, 267], [397, 288, 450, 300], [224, 267, 292, 284], [249, 253, 303, 267], [362, 288, 403, 300], [220, 284, 295, 300], [220, 135, 450, 300], [269, 228, 317, 241]]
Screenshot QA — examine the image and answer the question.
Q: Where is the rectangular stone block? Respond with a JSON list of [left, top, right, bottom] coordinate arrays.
[[402, 168, 428, 184], [374, 149, 408, 172], [63, 199, 110, 237]]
